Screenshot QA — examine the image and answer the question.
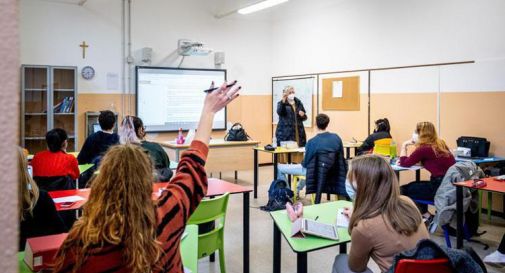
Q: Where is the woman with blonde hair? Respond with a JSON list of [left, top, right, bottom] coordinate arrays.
[[334, 155, 429, 273], [18, 147, 66, 250], [53, 81, 240, 273], [399, 121, 455, 219], [275, 85, 307, 147]]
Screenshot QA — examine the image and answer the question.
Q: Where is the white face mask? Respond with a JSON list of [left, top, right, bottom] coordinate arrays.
[[288, 94, 295, 100], [345, 179, 357, 200], [412, 132, 419, 143]]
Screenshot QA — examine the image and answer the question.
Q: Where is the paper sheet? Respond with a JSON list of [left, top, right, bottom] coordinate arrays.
[[332, 81, 343, 98], [336, 209, 350, 228], [106, 72, 119, 90], [53, 196, 85, 204]]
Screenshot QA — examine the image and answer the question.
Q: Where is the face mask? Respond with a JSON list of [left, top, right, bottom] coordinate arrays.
[[288, 94, 295, 100], [412, 132, 419, 143], [345, 179, 357, 201]]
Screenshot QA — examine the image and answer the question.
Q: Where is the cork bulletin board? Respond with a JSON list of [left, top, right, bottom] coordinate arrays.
[[322, 76, 360, 111]]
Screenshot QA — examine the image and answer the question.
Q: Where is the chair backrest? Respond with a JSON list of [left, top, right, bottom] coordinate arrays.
[[188, 193, 230, 226], [395, 258, 453, 273], [33, 175, 76, 191], [373, 138, 395, 157]]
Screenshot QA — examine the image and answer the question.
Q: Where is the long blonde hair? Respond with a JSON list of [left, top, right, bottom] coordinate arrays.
[[348, 155, 422, 236], [416, 121, 450, 156], [18, 147, 39, 221], [53, 145, 162, 273]]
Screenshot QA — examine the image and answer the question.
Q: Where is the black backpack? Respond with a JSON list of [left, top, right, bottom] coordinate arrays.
[[457, 136, 490, 158], [225, 123, 250, 141], [260, 179, 294, 211]]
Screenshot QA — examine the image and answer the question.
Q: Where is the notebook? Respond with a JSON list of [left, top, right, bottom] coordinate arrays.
[[291, 218, 339, 240]]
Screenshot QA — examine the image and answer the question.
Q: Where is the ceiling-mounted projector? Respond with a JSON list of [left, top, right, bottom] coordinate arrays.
[[178, 39, 212, 56]]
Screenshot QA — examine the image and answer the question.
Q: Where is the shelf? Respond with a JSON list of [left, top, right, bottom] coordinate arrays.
[[54, 112, 75, 115], [54, 89, 75, 92], [25, 88, 47, 91], [24, 137, 45, 140], [25, 113, 47, 115]]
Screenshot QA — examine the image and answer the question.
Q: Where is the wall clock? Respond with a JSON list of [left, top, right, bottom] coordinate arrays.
[[81, 66, 95, 80]]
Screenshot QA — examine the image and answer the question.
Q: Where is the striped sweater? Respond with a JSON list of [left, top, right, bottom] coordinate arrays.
[[54, 140, 209, 273]]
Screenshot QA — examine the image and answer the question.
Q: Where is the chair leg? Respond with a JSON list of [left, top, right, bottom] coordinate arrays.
[[442, 225, 452, 248], [326, 193, 330, 201], [311, 194, 315, 205], [487, 192, 492, 222], [219, 247, 226, 273], [293, 177, 298, 202], [478, 191, 482, 226]]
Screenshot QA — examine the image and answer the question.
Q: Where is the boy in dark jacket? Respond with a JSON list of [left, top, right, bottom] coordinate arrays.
[[78, 110, 119, 164], [277, 114, 345, 193]]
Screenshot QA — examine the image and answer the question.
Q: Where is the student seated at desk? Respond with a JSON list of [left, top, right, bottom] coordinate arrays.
[[53, 81, 240, 273], [119, 115, 173, 182], [356, 118, 392, 155], [18, 147, 66, 250], [399, 121, 455, 221], [277, 113, 345, 193], [77, 110, 119, 165], [335, 155, 429, 273], [31, 128, 80, 190]]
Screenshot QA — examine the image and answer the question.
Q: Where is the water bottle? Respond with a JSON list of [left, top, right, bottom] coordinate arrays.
[[176, 128, 185, 144], [272, 136, 277, 148]]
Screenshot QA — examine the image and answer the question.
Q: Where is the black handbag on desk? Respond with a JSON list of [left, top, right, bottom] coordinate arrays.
[[225, 123, 250, 141], [457, 136, 490, 158]]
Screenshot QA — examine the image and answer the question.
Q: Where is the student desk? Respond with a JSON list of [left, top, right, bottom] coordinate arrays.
[[270, 201, 352, 273], [391, 164, 422, 182], [158, 139, 260, 178], [253, 147, 305, 198], [49, 179, 253, 273], [455, 177, 505, 249], [18, 227, 199, 273], [342, 141, 363, 160]]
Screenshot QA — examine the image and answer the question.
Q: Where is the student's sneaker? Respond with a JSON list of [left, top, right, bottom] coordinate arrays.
[[483, 250, 505, 266]]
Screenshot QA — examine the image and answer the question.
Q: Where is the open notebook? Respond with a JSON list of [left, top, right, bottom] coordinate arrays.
[[291, 218, 339, 240]]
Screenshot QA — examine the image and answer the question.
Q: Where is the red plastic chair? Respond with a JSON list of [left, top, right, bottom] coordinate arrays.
[[395, 258, 453, 273]]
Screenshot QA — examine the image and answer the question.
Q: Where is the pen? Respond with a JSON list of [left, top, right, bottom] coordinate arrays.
[[314, 216, 319, 221], [203, 80, 237, 93]]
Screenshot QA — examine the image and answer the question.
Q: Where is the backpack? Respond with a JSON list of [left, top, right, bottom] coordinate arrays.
[[225, 123, 250, 141], [260, 179, 294, 211]]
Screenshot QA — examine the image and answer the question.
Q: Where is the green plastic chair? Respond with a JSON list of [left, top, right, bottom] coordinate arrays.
[[188, 193, 230, 273]]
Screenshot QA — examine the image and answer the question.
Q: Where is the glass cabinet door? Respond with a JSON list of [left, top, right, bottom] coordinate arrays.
[[23, 67, 48, 153], [52, 68, 76, 151]]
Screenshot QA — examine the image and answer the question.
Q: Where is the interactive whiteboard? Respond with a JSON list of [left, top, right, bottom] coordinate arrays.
[[136, 67, 226, 132]]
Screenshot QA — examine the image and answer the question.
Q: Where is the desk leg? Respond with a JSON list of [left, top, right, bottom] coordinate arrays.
[[340, 243, 347, 254], [287, 153, 292, 188], [235, 170, 238, 182], [297, 252, 308, 273], [395, 171, 400, 180], [456, 186, 464, 248], [243, 192, 250, 273], [415, 169, 421, 182], [273, 154, 279, 180], [346, 147, 351, 160], [273, 223, 281, 273], [254, 149, 258, 199], [175, 150, 180, 162]]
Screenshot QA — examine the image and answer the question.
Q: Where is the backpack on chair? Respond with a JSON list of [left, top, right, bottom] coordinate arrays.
[[260, 179, 294, 211]]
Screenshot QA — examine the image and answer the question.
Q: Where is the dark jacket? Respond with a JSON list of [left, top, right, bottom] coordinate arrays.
[[19, 190, 66, 250], [275, 97, 307, 147], [305, 150, 348, 203], [386, 239, 486, 273], [141, 141, 173, 182], [77, 131, 119, 164], [357, 131, 392, 155]]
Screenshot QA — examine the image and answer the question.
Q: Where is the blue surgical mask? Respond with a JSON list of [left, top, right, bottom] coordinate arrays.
[[345, 179, 357, 201]]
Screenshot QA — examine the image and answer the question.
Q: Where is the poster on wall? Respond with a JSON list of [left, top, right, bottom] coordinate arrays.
[[272, 77, 315, 127]]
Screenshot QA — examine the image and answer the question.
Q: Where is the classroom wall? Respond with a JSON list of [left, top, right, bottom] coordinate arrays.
[[20, 0, 274, 162], [0, 0, 19, 269]]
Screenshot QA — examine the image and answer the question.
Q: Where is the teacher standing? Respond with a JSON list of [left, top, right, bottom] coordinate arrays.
[[275, 86, 307, 147]]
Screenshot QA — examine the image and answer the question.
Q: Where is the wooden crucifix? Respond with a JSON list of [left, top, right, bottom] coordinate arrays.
[[79, 41, 89, 59]]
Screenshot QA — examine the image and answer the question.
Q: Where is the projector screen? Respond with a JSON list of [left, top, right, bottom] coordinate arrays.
[[136, 67, 227, 132]]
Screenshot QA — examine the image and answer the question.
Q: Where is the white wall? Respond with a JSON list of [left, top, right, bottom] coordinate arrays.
[[271, 0, 505, 92], [20, 0, 273, 95]]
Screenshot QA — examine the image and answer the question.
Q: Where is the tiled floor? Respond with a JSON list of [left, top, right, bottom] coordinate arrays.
[[198, 166, 505, 273]]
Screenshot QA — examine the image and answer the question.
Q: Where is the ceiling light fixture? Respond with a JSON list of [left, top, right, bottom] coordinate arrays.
[[238, 0, 289, 15]]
